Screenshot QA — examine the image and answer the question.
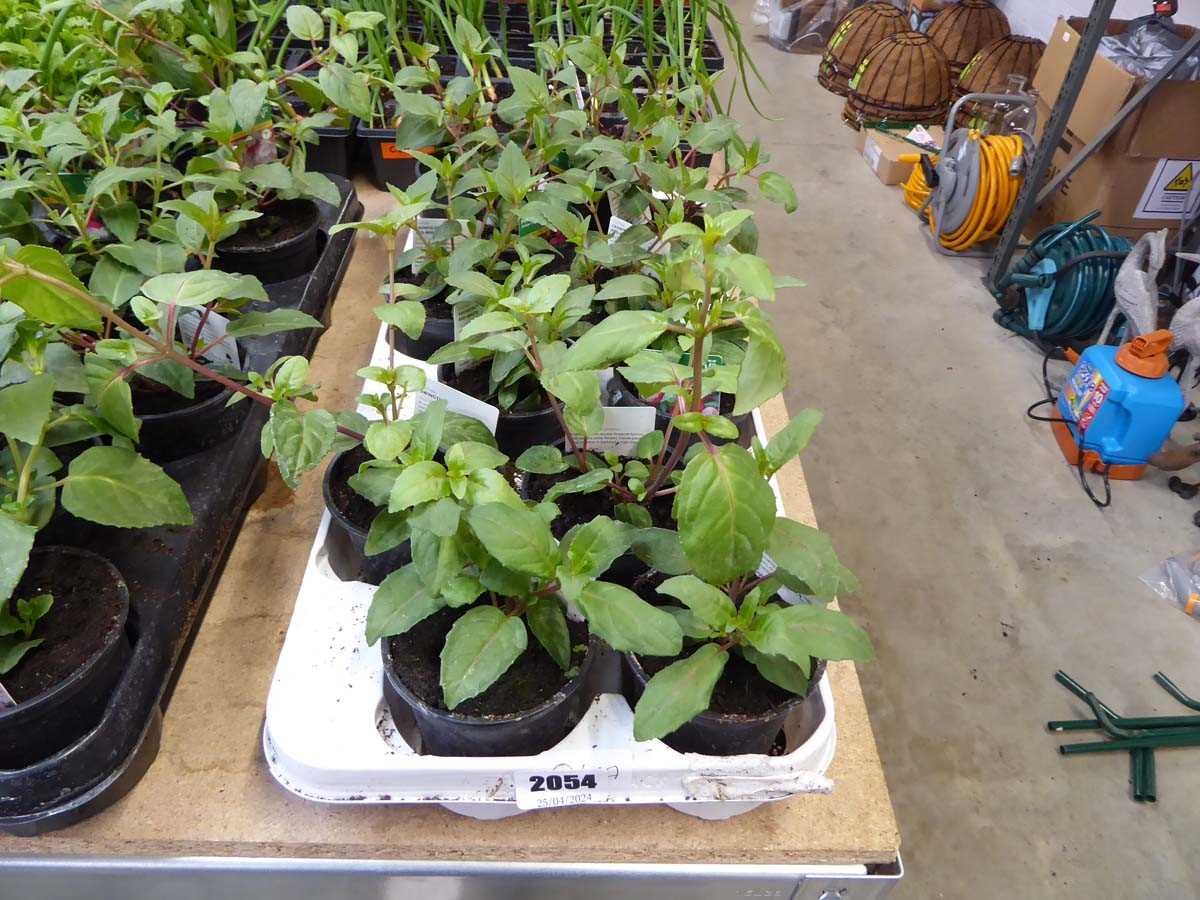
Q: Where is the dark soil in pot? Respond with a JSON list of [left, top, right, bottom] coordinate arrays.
[[436, 364, 559, 456], [624, 648, 827, 757], [131, 370, 251, 464], [383, 605, 598, 756], [322, 445, 411, 585], [611, 370, 754, 449], [214, 197, 322, 283], [0, 547, 132, 769]]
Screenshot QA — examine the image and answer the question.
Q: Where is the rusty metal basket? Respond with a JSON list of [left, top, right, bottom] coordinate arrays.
[[842, 31, 952, 130], [817, 2, 909, 96], [927, 0, 1011, 80], [953, 34, 1045, 126]]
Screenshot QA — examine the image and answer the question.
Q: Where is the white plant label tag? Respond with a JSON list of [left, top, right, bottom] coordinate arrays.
[[177, 309, 239, 368], [513, 761, 633, 810], [570, 406, 655, 455], [0, 681, 15, 710], [906, 124, 938, 150], [414, 380, 500, 434], [607, 215, 633, 244]]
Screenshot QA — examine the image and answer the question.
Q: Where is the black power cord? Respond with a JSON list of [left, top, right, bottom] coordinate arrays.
[[1026, 348, 1112, 509]]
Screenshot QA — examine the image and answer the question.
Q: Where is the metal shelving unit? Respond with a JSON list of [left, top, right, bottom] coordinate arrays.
[[985, 0, 1200, 296]]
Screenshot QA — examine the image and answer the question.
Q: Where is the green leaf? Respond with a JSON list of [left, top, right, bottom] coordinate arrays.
[[515, 445, 569, 475], [286, 4, 324, 40], [84, 355, 139, 441], [458, 310, 518, 340], [2, 246, 101, 331], [440, 606, 527, 709], [388, 459, 448, 510], [442, 574, 485, 608], [721, 253, 774, 301], [734, 316, 787, 416], [229, 79, 268, 131], [630, 527, 690, 575], [543, 370, 602, 435], [225, 309, 322, 338], [467, 502, 558, 578], [411, 528, 463, 593], [668, 606, 717, 639], [365, 510, 410, 556], [576, 581, 682, 655], [364, 420, 412, 462], [365, 564, 444, 645], [675, 444, 776, 585], [595, 274, 659, 302], [561, 515, 631, 587], [656, 575, 736, 631], [543, 467, 611, 502], [759, 172, 798, 214], [763, 409, 822, 474], [0, 373, 54, 444], [140, 270, 267, 307], [409, 497, 460, 537], [445, 441, 507, 473], [746, 603, 873, 665], [635, 430, 664, 459], [766, 518, 860, 599], [742, 646, 810, 695], [559, 311, 668, 373], [374, 301, 426, 341], [62, 446, 192, 527], [0, 513, 36, 605], [526, 598, 571, 670], [632, 643, 728, 741], [88, 257, 144, 307], [104, 240, 187, 277], [441, 411, 497, 451], [318, 62, 371, 120], [0, 638, 42, 676], [670, 412, 739, 440], [687, 115, 737, 153], [269, 404, 336, 489]]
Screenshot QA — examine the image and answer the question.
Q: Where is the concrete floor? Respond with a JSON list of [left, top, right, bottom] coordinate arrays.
[[727, 31, 1200, 900]]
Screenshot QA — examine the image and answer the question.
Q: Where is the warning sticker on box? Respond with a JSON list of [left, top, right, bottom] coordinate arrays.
[[1134, 158, 1200, 220]]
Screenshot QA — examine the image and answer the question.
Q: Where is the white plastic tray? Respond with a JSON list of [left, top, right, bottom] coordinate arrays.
[[263, 324, 838, 820]]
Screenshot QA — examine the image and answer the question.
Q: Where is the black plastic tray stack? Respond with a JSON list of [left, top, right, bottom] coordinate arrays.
[[0, 178, 364, 836]]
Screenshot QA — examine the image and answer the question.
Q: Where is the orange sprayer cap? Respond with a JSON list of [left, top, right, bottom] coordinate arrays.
[[1115, 329, 1173, 378]]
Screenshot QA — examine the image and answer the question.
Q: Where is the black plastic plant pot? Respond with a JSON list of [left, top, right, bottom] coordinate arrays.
[[0, 548, 132, 770], [610, 370, 754, 449], [357, 121, 424, 191], [306, 121, 358, 178], [382, 630, 601, 757], [435, 364, 560, 457], [623, 653, 827, 756], [214, 198, 322, 284], [392, 317, 453, 360], [321, 447, 412, 585], [133, 377, 252, 464]]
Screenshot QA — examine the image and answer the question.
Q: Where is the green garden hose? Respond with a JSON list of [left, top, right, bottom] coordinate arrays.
[[993, 212, 1132, 344]]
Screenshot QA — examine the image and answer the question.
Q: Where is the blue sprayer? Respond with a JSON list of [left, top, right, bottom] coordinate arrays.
[[1057, 329, 1185, 469]]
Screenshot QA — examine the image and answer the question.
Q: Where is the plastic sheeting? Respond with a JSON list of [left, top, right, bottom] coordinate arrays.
[[1099, 15, 1200, 81]]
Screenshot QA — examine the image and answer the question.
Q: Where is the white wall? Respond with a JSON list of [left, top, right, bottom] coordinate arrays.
[[993, 0, 1200, 41]]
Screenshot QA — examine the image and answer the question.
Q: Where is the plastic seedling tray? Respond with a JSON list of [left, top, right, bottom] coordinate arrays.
[[263, 321, 838, 821], [0, 177, 364, 836]]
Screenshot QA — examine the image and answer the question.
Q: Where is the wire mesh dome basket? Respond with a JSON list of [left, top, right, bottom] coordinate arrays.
[[953, 34, 1045, 125], [927, 0, 1011, 80], [842, 31, 952, 130], [817, 2, 909, 96]]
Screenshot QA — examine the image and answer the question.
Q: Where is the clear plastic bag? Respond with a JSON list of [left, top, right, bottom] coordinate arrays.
[[766, 0, 877, 53], [1139, 549, 1200, 620], [1099, 15, 1200, 81]]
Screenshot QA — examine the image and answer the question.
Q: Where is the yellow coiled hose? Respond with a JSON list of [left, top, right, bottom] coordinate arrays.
[[899, 131, 1023, 252]]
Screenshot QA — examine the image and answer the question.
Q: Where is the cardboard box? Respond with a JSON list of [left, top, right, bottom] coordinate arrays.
[[1030, 17, 1200, 238], [856, 126, 943, 185]]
